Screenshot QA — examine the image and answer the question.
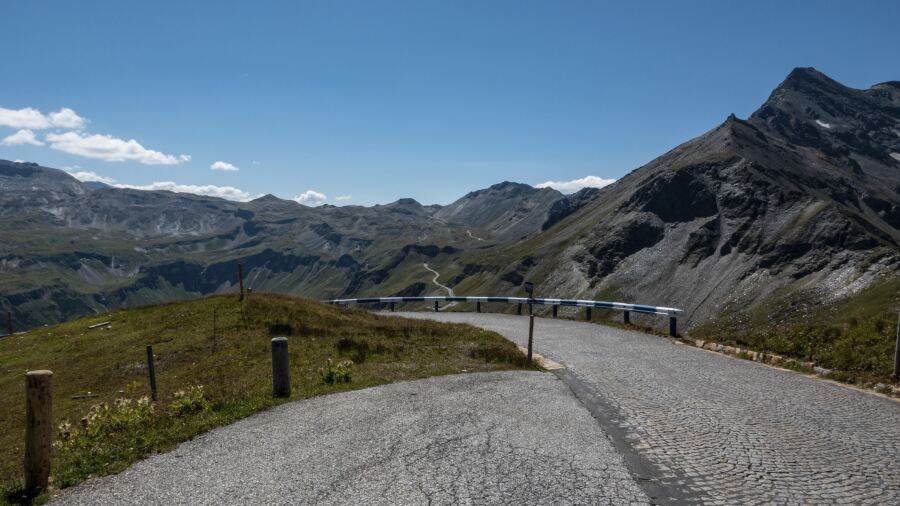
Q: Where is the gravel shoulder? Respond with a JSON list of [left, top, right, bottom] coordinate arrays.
[[52, 371, 649, 505]]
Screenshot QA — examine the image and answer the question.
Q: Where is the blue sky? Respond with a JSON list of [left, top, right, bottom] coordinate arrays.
[[1, 1, 898, 206]]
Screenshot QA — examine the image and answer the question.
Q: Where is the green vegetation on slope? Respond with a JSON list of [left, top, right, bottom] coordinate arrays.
[[0, 294, 535, 503], [692, 277, 900, 384]]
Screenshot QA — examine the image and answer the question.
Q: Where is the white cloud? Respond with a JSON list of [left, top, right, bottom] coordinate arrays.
[[0, 106, 87, 129], [251, 160, 260, 165], [65, 169, 116, 185], [293, 190, 327, 206], [114, 181, 252, 201], [46, 131, 188, 165], [180, 154, 192, 162], [210, 160, 240, 172], [1, 129, 44, 146], [334, 195, 352, 201], [535, 175, 616, 193], [815, 119, 832, 129]]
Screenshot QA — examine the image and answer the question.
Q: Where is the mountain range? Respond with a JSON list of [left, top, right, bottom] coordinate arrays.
[[2, 67, 899, 333]]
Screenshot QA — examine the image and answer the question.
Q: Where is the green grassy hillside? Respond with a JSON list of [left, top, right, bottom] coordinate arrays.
[[0, 294, 535, 503]]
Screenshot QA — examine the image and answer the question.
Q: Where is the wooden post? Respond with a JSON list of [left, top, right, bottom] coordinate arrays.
[[6, 310, 11, 336], [552, 305, 558, 318], [146, 345, 158, 401], [669, 317, 677, 337], [25, 370, 52, 492], [527, 315, 534, 362], [476, 301, 481, 313], [517, 303, 522, 316], [390, 302, 395, 312], [624, 311, 631, 325], [271, 337, 291, 397], [892, 311, 899, 380], [585, 307, 592, 321], [237, 263, 245, 301], [433, 300, 439, 312]]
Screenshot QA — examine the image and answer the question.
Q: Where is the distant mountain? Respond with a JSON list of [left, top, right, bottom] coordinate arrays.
[[0, 160, 587, 328], [2, 68, 898, 333], [448, 67, 900, 327]]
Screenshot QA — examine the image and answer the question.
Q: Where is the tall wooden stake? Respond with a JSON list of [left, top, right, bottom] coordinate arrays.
[[146, 345, 158, 401], [892, 311, 899, 381], [237, 263, 245, 301], [6, 310, 11, 336]]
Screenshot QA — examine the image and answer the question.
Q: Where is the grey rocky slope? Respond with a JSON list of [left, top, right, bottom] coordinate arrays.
[[455, 68, 900, 326]]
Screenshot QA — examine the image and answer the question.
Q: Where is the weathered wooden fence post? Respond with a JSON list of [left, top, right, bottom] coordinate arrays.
[[669, 316, 677, 337], [146, 345, 158, 401], [585, 307, 592, 321], [517, 303, 522, 316], [433, 300, 439, 312], [476, 301, 481, 313], [272, 337, 291, 398], [237, 263, 245, 301], [527, 314, 534, 362], [624, 311, 630, 325], [25, 370, 52, 492], [6, 310, 12, 336], [552, 305, 558, 318]]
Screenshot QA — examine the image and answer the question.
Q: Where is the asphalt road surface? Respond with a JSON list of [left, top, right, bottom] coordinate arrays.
[[52, 371, 649, 505], [400, 313, 900, 505]]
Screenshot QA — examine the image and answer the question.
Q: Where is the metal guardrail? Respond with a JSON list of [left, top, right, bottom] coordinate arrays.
[[326, 296, 685, 335]]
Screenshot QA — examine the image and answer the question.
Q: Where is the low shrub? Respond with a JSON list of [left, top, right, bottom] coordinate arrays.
[[319, 358, 353, 384], [168, 385, 211, 417]]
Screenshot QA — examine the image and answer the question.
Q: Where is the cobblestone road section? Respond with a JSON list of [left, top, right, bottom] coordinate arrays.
[[52, 372, 649, 505], [403, 313, 900, 505]]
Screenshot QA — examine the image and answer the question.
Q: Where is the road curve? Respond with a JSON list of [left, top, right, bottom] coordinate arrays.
[[52, 371, 649, 505], [399, 312, 900, 505]]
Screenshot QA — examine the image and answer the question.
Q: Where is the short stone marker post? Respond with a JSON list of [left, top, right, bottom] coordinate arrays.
[[146, 345, 158, 401], [25, 370, 52, 492], [272, 337, 291, 398]]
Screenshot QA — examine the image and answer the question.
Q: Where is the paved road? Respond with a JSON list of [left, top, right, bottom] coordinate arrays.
[[400, 313, 900, 505], [53, 371, 649, 505]]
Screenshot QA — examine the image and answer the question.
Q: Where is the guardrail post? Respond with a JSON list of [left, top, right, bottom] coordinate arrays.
[[552, 305, 558, 318], [892, 311, 899, 380], [669, 316, 677, 337], [434, 300, 439, 312], [390, 302, 395, 312], [25, 370, 52, 493], [585, 307, 592, 321], [146, 345, 158, 402], [624, 311, 630, 324], [476, 301, 481, 313], [517, 303, 522, 316], [527, 314, 534, 361], [272, 337, 291, 398]]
